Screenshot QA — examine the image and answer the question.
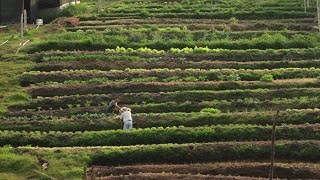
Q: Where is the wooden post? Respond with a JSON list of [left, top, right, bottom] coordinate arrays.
[[318, 0, 320, 32], [91, 166, 95, 180], [304, 0, 307, 13], [21, 0, 25, 38], [20, 13, 24, 38], [269, 110, 280, 180], [24, 9, 27, 30], [83, 167, 87, 180], [22, 0, 25, 14]]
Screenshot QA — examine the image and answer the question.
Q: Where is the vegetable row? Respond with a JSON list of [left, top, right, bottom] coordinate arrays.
[[1, 110, 320, 132], [0, 124, 318, 147], [20, 68, 320, 85], [27, 79, 320, 97], [16, 88, 320, 110]]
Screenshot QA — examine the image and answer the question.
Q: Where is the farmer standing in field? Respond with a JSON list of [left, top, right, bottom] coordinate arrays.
[[107, 96, 121, 114], [119, 106, 133, 130]]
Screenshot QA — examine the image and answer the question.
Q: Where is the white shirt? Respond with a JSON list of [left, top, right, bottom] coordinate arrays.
[[121, 111, 132, 122]]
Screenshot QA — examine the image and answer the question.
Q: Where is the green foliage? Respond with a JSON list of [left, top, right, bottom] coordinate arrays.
[[89, 141, 320, 166], [3, 0, 320, 178], [200, 108, 221, 114], [229, 17, 238, 24], [2, 110, 320, 132], [140, 9, 150, 18], [28, 79, 320, 98], [260, 74, 274, 82], [218, 74, 241, 81], [20, 68, 320, 86], [0, 146, 38, 173], [34, 47, 320, 63], [0, 125, 317, 147], [27, 30, 318, 52], [62, 4, 89, 17], [42, 4, 90, 23], [14, 88, 320, 112], [105, 46, 165, 54]]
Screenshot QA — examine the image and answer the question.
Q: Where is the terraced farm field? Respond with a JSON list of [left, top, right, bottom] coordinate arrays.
[[1, 0, 320, 179]]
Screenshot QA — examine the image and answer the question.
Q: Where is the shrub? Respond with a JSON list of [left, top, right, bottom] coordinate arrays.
[[140, 9, 150, 18], [61, 4, 89, 17], [229, 17, 238, 24], [200, 108, 221, 114], [218, 74, 241, 81], [260, 74, 274, 82]]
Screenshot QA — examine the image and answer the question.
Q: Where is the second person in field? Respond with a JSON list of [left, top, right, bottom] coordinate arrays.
[[120, 106, 133, 130]]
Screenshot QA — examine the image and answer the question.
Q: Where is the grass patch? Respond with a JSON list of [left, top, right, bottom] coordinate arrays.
[[0, 146, 87, 179], [0, 61, 34, 115]]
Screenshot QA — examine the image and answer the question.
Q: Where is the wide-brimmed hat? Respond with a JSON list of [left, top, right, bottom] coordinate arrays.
[[121, 107, 131, 111]]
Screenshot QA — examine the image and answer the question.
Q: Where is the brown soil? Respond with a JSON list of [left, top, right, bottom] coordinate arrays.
[[96, 173, 268, 180], [88, 162, 320, 179]]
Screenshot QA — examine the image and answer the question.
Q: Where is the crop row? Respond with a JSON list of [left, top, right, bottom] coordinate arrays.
[[3, 108, 320, 120], [105, 0, 308, 8], [103, 1, 315, 12], [33, 48, 320, 63], [88, 162, 320, 179], [13, 140, 319, 164], [105, 0, 304, 8], [27, 79, 320, 97], [1, 110, 320, 132], [71, 22, 315, 32], [16, 88, 320, 110], [78, 18, 316, 26], [88, 140, 320, 166], [20, 68, 320, 86], [26, 32, 317, 52], [75, 17, 316, 31], [92, 10, 315, 20], [107, 7, 317, 14], [10, 96, 320, 117], [0, 124, 318, 147], [34, 59, 320, 72], [72, 28, 312, 41], [10, 141, 318, 174]]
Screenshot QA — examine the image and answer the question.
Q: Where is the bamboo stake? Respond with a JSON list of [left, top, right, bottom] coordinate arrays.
[[24, 9, 27, 30], [32, 170, 56, 180], [20, 13, 24, 38], [318, 0, 320, 32], [304, 0, 307, 13], [21, 0, 24, 38], [269, 110, 280, 180], [0, 40, 9, 47], [16, 40, 30, 53]]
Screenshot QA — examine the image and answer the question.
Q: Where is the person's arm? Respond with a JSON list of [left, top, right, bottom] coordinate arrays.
[[114, 102, 121, 110]]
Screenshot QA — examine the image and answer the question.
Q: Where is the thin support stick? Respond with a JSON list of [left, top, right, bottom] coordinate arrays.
[[318, 0, 320, 32], [269, 110, 280, 180], [0, 40, 9, 47], [32, 170, 56, 180], [21, 13, 24, 38]]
